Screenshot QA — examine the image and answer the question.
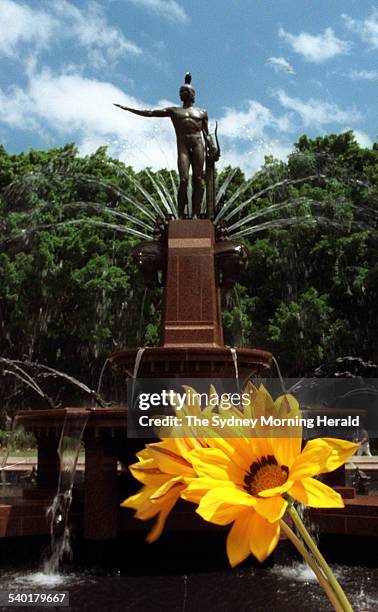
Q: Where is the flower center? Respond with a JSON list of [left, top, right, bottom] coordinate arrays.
[[244, 455, 288, 496]]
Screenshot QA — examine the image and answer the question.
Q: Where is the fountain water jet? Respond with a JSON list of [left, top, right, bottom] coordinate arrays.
[[44, 410, 89, 574]]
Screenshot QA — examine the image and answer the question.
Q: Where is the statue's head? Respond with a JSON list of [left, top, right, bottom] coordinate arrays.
[[179, 72, 195, 103]]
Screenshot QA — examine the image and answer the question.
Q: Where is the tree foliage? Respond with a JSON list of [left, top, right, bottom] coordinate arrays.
[[0, 132, 377, 411]]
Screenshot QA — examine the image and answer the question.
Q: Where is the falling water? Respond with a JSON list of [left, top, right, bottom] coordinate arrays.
[[96, 358, 110, 396], [60, 201, 154, 233], [133, 348, 145, 379], [271, 561, 317, 583], [44, 410, 90, 574], [229, 216, 313, 240], [156, 170, 178, 218], [215, 168, 239, 208], [227, 196, 310, 234], [296, 504, 320, 546], [1, 219, 152, 249], [5, 164, 376, 260], [229, 348, 239, 381], [229, 347, 241, 398], [233, 286, 246, 347], [215, 174, 321, 224], [128, 173, 167, 220], [128, 348, 146, 411], [137, 289, 148, 345], [228, 210, 374, 241], [11, 360, 108, 408], [271, 356, 286, 394], [0, 358, 55, 408], [145, 169, 177, 218]]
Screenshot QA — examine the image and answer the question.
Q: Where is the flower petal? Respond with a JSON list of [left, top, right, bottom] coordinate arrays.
[[146, 495, 179, 543], [248, 511, 281, 562], [135, 448, 151, 461], [120, 486, 152, 510], [226, 510, 253, 567], [252, 385, 275, 422], [289, 477, 344, 508], [147, 441, 194, 476], [196, 487, 256, 525], [150, 477, 186, 501], [214, 437, 258, 471], [129, 461, 170, 487], [190, 446, 247, 487], [257, 479, 294, 498], [272, 437, 302, 470], [255, 496, 288, 523], [181, 477, 236, 504], [274, 394, 301, 420], [301, 438, 359, 474], [289, 444, 333, 481], [241, 382, 258, 418]]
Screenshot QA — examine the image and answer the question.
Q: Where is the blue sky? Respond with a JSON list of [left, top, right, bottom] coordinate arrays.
[[0, 0, 377, 175]]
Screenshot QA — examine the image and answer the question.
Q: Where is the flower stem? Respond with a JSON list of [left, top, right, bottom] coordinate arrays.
[[280, 519, 343, 612], [288, 505, 353, 612]]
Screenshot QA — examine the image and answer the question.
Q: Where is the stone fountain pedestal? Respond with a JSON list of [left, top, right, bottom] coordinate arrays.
[[3, 220, 270, 541], [3, 219, 376, 543], [111, 219, 271, 379]]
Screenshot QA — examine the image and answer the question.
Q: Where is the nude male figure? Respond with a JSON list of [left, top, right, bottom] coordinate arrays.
[[114, 73, 217, 218]]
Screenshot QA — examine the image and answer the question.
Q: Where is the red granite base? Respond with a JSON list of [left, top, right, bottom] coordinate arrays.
[[2, 493, 378, 539], [309, 495, 378, 536], [110, 346, 272, 379]]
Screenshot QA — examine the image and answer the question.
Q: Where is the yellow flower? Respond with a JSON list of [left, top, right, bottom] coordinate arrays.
[[122, 387, 218, 541], [123, 384, 359, 568], [155, 385, 216, 441], [121, 437, 200, 542], [203, 382, 303, 439], [181, 389, 359, 566]]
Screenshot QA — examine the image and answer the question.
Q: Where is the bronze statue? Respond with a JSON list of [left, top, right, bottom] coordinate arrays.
[[114, 73, 220, 218]]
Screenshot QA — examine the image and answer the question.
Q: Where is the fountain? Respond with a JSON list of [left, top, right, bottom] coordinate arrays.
[[0, 75, 377, 584], [0, 74, 271, 548]]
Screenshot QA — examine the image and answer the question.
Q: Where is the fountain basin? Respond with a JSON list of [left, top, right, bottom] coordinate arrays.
[[5, 408, 127, 541], [3, 407, 378, 543], [110, 346, 272, 379]]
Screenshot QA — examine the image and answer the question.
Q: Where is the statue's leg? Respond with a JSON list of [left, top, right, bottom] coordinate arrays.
[[191, 141, 205, 218], [177, 149, 190, 218]]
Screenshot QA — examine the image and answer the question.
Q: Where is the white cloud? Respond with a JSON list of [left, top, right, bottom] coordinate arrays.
[[52, 1, 141, 68], [219, 141, 292, 177], [81, 132, 177, 171], [266, 56, 295, 75], [125, 0, 189, 23], [346, 129, 373, 148], [347, 69, 378, 81], [215, 101, 293, 175], [0, 0, 56, 57], [0, 70, 176, 170], [275, 90, 362, 128], [217, 100, 291, 141], [0, 0, 141, 69], [0, 86, 39, 130], [279, 26, 350, 62], [343, 9, 378, 48]]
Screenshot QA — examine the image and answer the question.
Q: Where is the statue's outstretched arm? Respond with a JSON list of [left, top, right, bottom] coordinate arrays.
[[114, 104, 171, 118]]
